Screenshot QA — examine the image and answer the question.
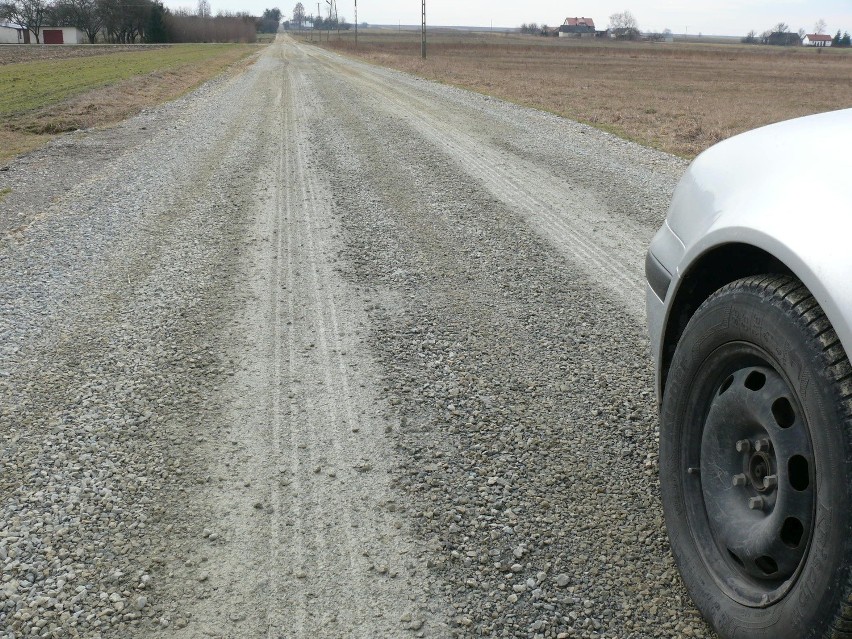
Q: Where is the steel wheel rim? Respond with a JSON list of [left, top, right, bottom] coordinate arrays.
[[682, 342, 816, 607]]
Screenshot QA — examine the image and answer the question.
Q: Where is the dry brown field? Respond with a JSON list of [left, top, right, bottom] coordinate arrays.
[[318, 31, 852, 158], [0, 43, 168, 65]]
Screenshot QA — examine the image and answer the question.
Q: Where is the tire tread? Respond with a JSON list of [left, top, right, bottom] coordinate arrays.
[[711, 275, 852, 639]]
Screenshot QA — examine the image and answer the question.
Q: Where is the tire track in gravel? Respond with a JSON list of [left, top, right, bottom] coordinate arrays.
[[288, 58, 448, 636], [298, 44, 654, 319], [170, 41, 447, 639], [267, 80, 291, 636], [283, 37, 713, 638]]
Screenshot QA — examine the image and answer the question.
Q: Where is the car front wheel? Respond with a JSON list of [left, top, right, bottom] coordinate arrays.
[[661, 274, 852, 638]]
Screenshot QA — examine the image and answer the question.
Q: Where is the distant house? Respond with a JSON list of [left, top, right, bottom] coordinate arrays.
[[41, 27, 86, 44], [0, 24, 85, 44], [0, 24, 28, 43], [559, 17, 596, 37], [803, 33, 832, 47], [766, 31, 801, 46]]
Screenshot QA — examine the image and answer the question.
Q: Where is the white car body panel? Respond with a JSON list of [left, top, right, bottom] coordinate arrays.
[[648, 109, 852, 399]]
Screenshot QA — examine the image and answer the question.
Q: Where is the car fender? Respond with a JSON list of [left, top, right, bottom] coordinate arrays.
[[675, 223, 852, 355], [653, 109, 852, 399]]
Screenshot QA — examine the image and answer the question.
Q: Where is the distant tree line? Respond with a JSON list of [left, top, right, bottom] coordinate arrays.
[[281, 2, 349, 32], [257, 7, 281, 33], [0, 0, 283, 43], [742, 21, 851, 46], [832, 30, 852, 46], [311, 15, 350, 30]]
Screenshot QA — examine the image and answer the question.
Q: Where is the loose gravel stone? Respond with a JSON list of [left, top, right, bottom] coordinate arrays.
[[306, 41, 707, 638], [0, 46, 269, 637], [0, 36, 709, 639]]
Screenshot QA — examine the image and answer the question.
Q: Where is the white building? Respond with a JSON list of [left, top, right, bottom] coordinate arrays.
[[802, 33, 832, 47], [41, 27, 87, 44], [0, 25, 87, 44], [0, 24, 27, 44]]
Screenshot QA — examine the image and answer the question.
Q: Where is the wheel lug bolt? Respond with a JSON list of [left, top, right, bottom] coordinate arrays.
[[736, 439, 751, 453], [749, 496, 765, 511], [763, 474, 778, 489], [732, 473, 748, 487], [754, 438, 772, 452]]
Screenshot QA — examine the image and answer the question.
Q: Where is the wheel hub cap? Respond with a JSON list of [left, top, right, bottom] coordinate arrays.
[[698, 365, 815, 599]]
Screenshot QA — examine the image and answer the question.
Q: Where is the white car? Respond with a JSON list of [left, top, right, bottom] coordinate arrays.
[[646, 109, 852, 638]]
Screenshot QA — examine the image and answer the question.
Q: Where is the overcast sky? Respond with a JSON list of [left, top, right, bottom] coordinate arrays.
[[162, 1, 852, 37]]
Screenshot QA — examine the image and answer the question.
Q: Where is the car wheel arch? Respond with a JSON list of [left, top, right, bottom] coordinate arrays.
[[660, 242, 792, 399]]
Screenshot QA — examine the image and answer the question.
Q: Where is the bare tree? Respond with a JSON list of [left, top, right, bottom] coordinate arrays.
[[742, 29, 757, 44], [798, 27, 805, 39], [293, 1, 304, 29], [609, 10, 638, 30], [0, 0, 52, 43], [772, 22, 790, 33], [96, 0, 152, 43], [196, 0, 210, 18], [51, 0, 101, 43], [814, 18, 827, 34], [609, 10, 640, 40]]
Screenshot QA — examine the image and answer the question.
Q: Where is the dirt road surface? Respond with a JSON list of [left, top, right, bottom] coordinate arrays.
[[0, 37, 712, 638]]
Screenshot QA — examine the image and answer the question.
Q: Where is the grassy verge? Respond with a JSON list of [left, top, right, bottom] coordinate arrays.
[[318, 31, 852, 158], [1, 43, 263, 164]]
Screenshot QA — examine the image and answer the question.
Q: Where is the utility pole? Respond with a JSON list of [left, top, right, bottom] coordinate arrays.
[[421, 0, 426, 59], [354, 0, 358, 47], [324, 0, 330, 41]]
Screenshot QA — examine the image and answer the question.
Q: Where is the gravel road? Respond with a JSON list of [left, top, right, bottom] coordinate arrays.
[[0, 36, 712, 638]]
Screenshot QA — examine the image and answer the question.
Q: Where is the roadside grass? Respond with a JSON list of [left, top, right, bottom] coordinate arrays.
[[318, 31, 852, 158], [0, 43, 263, 164]]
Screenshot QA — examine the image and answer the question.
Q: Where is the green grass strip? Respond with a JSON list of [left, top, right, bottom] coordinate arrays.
[[0, 44, 246, 116]]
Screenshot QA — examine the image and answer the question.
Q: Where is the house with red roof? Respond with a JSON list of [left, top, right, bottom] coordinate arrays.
[[559, 17, 597, 37], [802, 33, 833, 47]]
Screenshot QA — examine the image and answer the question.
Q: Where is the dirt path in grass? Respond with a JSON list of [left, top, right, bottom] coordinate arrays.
[[0, 35, 713, 639]]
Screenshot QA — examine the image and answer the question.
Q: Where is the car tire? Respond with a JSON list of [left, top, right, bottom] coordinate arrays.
[[661, 274, 852, 638]]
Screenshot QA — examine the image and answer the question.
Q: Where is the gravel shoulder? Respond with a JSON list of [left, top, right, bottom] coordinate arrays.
[[0, 35, 710, 639]]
